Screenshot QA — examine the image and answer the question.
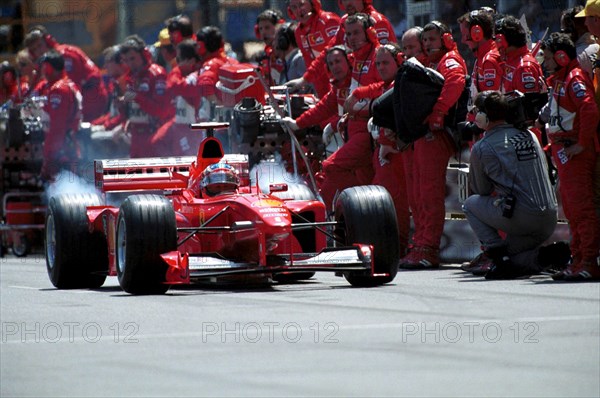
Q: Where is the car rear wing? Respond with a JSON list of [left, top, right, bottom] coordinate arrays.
[[94, 157, 196, 192], [94, 154, 251, 193]]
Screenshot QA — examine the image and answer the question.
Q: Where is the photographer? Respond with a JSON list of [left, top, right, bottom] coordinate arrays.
[[463, 91, 558, 279]]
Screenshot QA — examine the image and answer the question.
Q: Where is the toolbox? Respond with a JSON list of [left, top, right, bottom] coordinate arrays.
[[216, 63, 266, 107]]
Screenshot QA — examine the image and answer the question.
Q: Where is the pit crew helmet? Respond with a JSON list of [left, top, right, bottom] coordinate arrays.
[[200, 163, 240, 197]]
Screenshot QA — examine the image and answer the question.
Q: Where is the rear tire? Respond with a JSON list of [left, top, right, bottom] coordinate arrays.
[[45, 193, 108, 289], [334, 185, 400, 287], [12, 234, 30, 257], [116, 194, 177, 295]]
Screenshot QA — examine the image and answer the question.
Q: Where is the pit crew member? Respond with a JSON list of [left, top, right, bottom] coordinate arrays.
[[463, 91, 558, 279], [255, 9, 286, 86], [576, 0, 600, 221], [457, 9, 502, 109], [91, 45, 129, 131], [273, 22, 307, 85], [24, 26, 108, 122], [36, 50, 82, 180], [540, 32, 600, 281], [195, 26, 238, 105], [282, 45, 353, 208], [285, 0, 341, 98], [151, 40, 205, 156], [494, 16, 546, 95], [287, 0, 395, 97], [119, 35, 174, 158], [343, 43, 410, 254], [399, 21, 467, 269]]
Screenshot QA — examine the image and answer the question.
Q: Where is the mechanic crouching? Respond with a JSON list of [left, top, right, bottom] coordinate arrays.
[[462, 91, 559, 279]]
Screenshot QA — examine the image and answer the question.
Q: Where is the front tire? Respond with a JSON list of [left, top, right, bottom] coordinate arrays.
[[334, 185, 400, 287], [116, 194, 177, 295], [45, 193, 108, 289], [272, 182, 317, 282]]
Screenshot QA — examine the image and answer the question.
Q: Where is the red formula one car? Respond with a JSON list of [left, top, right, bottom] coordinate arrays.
[[45, 125, 400, 294]]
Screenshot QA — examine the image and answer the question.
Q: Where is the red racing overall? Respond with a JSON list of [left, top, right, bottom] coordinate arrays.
[[125, 63, 173, 158], [56, 44, 108, 122], [353, 79, 410, 251], [37, 74, 82, 179], [404, 48, 466, 253], [293, 0, 340, 98], [302, 2, 396, 98], [502, 46, 545, 94], [547, 60, 600, 265]]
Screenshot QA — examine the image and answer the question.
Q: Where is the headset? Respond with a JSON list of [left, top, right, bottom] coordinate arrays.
[[1, 61, 16, 86], [554, 50, 571, 67], [166, 15, 194, 39], [197, 40, 206, 57], [473, 90, 492, 130], [380, 43, 404, 66], [430, 20, 454, 50], [38, 50, 65, 79], [275, 22, 297, 51], [338, 0, 372, 11], [287, 0, 322, 21], [325, 44, 353, 72], [122, 36, 153, 64], [469, 10, 484, 42], [543, 34, 573, 68], [196, 26, 224, 56], [349, 13, 378, 44], [27, 26, 58, 48], [254, 9, 285, 40], [494, 32, 508, 50]]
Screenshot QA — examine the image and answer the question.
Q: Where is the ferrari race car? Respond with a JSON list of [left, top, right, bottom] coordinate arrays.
[[45, 124, 400, 294]]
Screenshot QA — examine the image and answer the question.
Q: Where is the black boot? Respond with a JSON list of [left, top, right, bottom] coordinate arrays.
[[484, 246, 529, 280], [538, 241, 571, 274]]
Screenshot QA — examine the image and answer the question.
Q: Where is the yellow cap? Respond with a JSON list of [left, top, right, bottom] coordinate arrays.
[[576, 0, 600, 17], [154, 28, 171, 47]]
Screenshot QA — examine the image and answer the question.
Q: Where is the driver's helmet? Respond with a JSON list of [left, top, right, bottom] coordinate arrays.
[[200, 163, 240, 197]]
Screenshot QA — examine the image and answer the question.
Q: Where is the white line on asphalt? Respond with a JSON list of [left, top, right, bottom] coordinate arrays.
[[2, 314, 598, 345], [8, 285, 40, 290]]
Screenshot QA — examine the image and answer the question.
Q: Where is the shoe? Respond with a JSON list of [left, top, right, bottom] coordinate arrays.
[[470, 260, 493, 276], [562, 261, 600, 281], [484, 245, 530, 280], [401, 246, 440, 269], [398, 247, 421, 269], [551, 253, 582, 280], [461, 251, 490, 272], [538, 241, 571, 273], [551, 269, 567, 280], [484, 264, 531, 280]]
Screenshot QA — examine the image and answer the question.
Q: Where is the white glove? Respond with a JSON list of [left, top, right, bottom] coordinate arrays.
[[111, 124, 130, 146], [90, 124, 105, 133], [368, 117, 379, 141], [322, 123, 334, 145], [285, 77, 306, 93], [123, 90, 136, 102], [281, 116, 299, 132], [379, 144, 398, 166]]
